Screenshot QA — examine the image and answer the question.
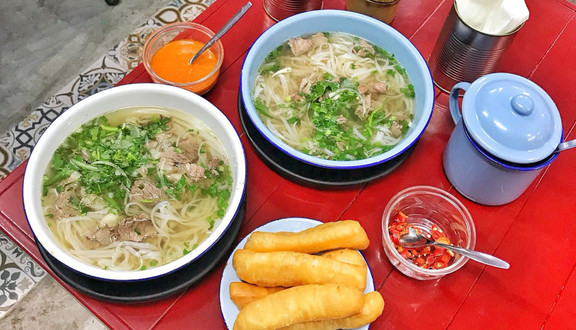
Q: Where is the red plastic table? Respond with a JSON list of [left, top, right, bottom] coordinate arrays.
[[1, 0, 576, 328]]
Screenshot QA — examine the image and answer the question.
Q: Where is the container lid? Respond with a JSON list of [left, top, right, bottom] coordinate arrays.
[[461, 73, 562, 164]]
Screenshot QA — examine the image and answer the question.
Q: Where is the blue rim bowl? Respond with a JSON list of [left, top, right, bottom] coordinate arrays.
[[240, 10, 434, 169]]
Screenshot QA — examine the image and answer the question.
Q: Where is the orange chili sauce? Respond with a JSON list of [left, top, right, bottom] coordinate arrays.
[[150, 39, 220, 94]]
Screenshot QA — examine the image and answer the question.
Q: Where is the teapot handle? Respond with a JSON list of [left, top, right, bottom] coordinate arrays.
[[449, 82, 471, 124]]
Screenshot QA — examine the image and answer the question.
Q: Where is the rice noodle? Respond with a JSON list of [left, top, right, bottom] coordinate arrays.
[[41, 107, 232, 271], [253, 32, 415, 161]]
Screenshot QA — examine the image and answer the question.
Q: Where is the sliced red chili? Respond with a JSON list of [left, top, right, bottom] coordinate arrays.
[[440, 252, 452, 264], [396, 222, 407, 232], [415, 257, 426, 266], [432, 247, 446, 256], [390, 232, 400, 245], [397, 211, 408, 222], [388, 211, 455, 270]]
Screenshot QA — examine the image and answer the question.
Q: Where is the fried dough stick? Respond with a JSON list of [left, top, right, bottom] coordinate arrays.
[[321, 248, 366, 267], [233, 284, 364, 330], [281, 291, 385, 330], [233, 249, 366, 290], [244, 220, 370, 253], [229, 282, 284, 309], [230, 249, 367, 309], [230, 285, 384, 328]]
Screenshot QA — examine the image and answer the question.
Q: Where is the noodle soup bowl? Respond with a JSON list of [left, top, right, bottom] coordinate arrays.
[[23, 83, 246, 281], [240, 10, 434, 173]]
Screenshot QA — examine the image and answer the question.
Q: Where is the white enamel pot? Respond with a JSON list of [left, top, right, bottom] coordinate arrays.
[[443, 73, 563, 206]]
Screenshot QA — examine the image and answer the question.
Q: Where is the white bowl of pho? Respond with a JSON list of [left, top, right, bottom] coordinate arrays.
[[240, 10, 434, 170], [23, 83, 246, 281]]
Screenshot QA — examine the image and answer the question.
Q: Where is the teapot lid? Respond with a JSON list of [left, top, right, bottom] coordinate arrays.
[[462, 73, 562, 164]]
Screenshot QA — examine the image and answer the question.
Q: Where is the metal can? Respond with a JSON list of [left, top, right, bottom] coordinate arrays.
[[428, 2, 523, 93], [345, 0, 400, 24], [263, 0, 324, 21]]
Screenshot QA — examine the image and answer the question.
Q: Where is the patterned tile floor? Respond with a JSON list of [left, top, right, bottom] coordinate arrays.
[[0, 235, 46, 315], [0, 0, 215, 324]]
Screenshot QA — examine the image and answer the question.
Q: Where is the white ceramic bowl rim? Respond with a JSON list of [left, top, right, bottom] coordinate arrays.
[[241, 10, 434, 169], [382, 185, 476, 276], [22, 83, 246, 281]]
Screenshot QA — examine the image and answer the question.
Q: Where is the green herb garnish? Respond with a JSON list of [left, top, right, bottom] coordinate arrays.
[[42, 116, 171, 211]]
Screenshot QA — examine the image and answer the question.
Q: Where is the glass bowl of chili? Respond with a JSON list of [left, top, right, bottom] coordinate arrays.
[[143, 22, 224, 95], [382, 185, 476, 280]]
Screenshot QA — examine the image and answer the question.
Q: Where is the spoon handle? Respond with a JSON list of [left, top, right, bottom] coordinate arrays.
[[433, 242, 510, 269], [557, 139, 576, 152], [189, 2, 252, 65]]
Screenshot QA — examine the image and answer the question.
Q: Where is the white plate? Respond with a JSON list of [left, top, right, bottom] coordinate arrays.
[[219, 217, 375, 329]]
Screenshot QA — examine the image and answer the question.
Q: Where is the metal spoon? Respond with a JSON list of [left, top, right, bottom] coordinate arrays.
[[399, 227, 510, 269], [188, 2, 252, 65], [556, 139, 576, 153]]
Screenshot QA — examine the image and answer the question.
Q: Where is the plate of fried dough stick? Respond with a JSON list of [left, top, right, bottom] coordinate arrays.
[[219, 217, 384, 330]]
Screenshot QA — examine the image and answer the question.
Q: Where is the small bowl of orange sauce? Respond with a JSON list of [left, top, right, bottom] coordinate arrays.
[[143, 22, 224, 95]]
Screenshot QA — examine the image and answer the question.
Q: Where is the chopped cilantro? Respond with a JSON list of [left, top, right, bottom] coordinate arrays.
[[42, 116, 171, 211], [271, 71, 415, 161], [69, 196, 89, 215], [394, 64, 407, 75], [287, 117, 301, 125], [201, 165, 232, 218], [259, 45, 284, 74], [254, 99, 272, 117], [374, 45, 395, 61], [400, 84, 416, 98]]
